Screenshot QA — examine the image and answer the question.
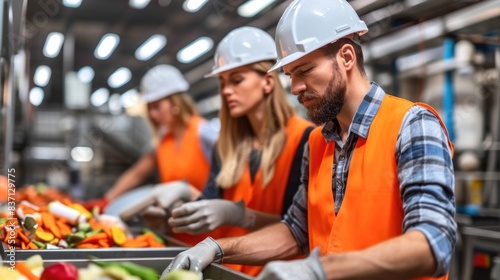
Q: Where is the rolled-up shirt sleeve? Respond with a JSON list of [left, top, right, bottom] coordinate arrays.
[[283, 142, 310, 255], [397, 106, 457, 277]]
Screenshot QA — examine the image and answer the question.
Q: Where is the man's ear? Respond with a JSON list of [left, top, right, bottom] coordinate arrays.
[[263, 73, 275, 94], [340, 44, 355, 71]]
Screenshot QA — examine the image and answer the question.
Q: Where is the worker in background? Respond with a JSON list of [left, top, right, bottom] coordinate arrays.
[[162, 0, 456, 279], [146, 26, 313, 276], [84, 64, 218, 245]]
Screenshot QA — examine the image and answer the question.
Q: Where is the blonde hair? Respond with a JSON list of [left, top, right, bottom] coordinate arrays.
[[147, 92, 198, 145], [216, 61, 296, 189]]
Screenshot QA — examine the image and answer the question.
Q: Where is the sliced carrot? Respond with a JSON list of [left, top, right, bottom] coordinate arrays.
[[41, 212, 55, 231], [79, 232, 108, 245], [120, 240, 148, 247], [97, 238, 110, 248], [4, 229, 15, 243], [21, 242, 26, 249], [76, 243, 99, 249], [27, 242, 38, 249], [147, 238, 165, 248], [61, 197, 73, 206], [56, 220, 72, 236], [15, 262, 39, 280], [88, 218, 103, 231], [134, 232, 155, 243], [17, 229, 31, 244]]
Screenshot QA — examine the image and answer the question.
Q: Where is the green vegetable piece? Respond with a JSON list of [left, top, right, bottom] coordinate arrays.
[[0, 218, 8, 226], [91, 260, 159, 280], [85, 228, 103, 238], [77, 222, 91, 233], [32, 240, 46, 249], [66, 232, 86, 243], [103, 266, 131, 278], [35, 183, 47, 195]]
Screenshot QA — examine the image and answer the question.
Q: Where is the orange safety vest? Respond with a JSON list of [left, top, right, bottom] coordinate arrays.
[[307, 95, 453, 280], [156, 116, 212, 245], [214, 116, 313, 276]]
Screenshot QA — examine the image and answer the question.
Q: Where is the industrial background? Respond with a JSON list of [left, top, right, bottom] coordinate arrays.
[[1, 0, 500, 279]]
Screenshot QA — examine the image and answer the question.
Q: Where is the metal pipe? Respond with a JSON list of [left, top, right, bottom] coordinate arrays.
[[443, 37, 456, 142], [485, 47, 500, 208]]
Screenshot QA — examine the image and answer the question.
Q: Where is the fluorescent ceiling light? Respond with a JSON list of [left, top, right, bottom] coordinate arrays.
[[237, 0, 274, 17], [183, 0, 209, 12], [77, 66, 95, 83], [43, 32, 64, 58], [108, 67, 132, 88], [95, 34, 120, 60], [63, 0, 82, 8], [90, 88, 110, 107], [30, 147, 68, 160], [29, 87, 44, 106], [108, 93, 122, 115], [177, 36, 213, 64], [71, 147, 94, 162], [34, 65, 51, 87], [121, 88, 140, 108], [135, 35, 167, 61], [129, 0, 150, 9]]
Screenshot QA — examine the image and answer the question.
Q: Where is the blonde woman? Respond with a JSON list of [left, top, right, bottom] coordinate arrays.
[[167, 27, 314, 276], [85, 65, 218, 245]]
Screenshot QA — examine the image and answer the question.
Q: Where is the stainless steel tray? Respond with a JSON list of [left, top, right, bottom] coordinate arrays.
[[5, 257, 254, 280], [0, 245, 187, 260], [1, 233, 191, 260]]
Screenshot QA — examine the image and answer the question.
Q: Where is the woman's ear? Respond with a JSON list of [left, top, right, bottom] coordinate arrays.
[[263, 73, 275, 94]]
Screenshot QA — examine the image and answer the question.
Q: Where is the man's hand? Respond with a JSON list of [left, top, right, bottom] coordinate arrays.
[[168, 199, 245, 234], [152, 181, 192, 209], [161, 237, 223, 277], [256, 248, 326, 280]]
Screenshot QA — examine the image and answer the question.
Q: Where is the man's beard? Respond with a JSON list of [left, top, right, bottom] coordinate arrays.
[[299, 66, 346, 125]]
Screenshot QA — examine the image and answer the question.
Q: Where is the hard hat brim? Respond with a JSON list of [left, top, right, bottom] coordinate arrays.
[[205, 55, 278, 78]]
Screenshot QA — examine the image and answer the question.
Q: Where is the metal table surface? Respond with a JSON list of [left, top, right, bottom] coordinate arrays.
[[3, 257, 254, 280], [0, 246, 187, 260]]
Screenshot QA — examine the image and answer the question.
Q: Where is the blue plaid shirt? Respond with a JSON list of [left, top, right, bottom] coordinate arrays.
[[283, 83, 456, 276]]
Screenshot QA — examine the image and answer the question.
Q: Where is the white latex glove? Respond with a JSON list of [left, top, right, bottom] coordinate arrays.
[[161, 237, 223, 277], [168, 199, 245, 234], [152, 181, 192, 209], [256, 248, 326, 280]]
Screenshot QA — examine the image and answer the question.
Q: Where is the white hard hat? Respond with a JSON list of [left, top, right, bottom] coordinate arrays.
[[140, 64, 189, 103], [205, 26, 277, 78], [269, 0, 368, 72]]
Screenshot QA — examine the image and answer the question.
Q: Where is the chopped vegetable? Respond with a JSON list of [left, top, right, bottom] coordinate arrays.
[[40, 262, 78, 280], [112, 226, 127, 246], [35, 230, 54, 242], [91, 259, 159, 280], [15, 261, 40, 280]]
